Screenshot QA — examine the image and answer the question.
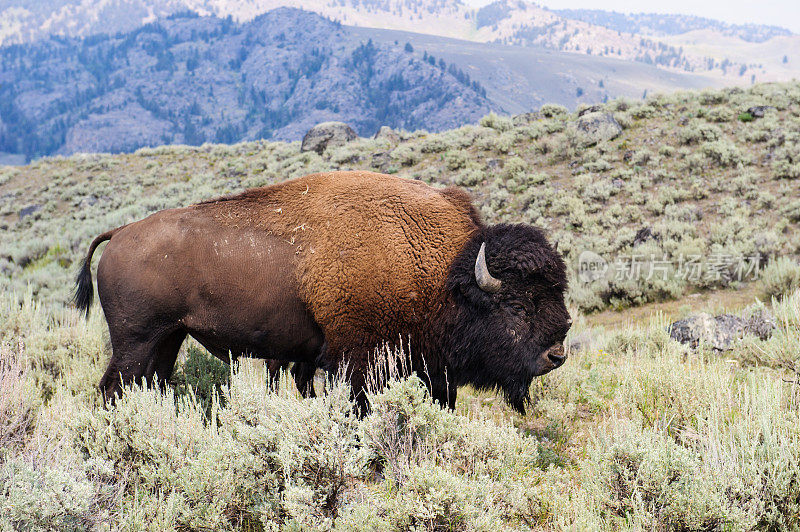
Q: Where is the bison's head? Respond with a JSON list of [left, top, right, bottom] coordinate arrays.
[[445, 224, 570, 413]]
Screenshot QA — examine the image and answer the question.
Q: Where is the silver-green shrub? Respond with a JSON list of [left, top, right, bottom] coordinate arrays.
[[677, 121, 722, 144], [761, 257, 800, 299]]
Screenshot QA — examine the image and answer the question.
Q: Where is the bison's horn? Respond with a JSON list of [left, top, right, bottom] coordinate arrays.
[[475, 242, 502, 293]]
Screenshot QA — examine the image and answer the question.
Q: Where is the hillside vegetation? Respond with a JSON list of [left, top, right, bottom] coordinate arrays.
[[2, 263, 800, 529], [350, 25, 719, 117], [2, 81, 799, 312], [2, 81, 800, 529]]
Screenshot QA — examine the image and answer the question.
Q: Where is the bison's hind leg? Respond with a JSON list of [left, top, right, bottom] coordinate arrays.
[[266, 359, 290, 391], [99, 327, 186, 404], [152, 330, 187, 390], [292, 363, 317, 398]]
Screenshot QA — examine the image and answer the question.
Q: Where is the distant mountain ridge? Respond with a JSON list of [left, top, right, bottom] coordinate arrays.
[[0, 0, 188, 44], [1, 0, 798, 82], [2, 2, 797, 161], [0, 8, 493, 159], [552, 9, 792, 43]]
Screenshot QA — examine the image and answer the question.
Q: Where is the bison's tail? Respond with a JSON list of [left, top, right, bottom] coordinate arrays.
[[74, 227, 121, 318]]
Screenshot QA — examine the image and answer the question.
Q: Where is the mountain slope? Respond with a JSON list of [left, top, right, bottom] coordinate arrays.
[[0, 8, 493, 159], [351, 25, 718, 114], [1, 6, 728, 161], [0, 0, 188, 43]]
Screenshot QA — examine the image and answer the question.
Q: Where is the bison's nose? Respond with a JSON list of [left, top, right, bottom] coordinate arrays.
[[546, 344, 567, 368]]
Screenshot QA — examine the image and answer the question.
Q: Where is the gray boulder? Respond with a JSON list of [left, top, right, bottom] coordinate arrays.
[[485, 158, 502, 171], [577, 105, 603, 117], [669, 310, 775, 350], [668, 313, 743, 350], [746, 106, 776, 119], [373, 126, 400, 143], [572, 112, 622, 147], [632, 226, 655, 247], [371, 151, 392, 172], [73, 195, 100, 208], [300, 121, 357, 155], [567, 330, 595, 353], [512, 112, 541, 126], [742, 308, 777, 340], [18, 204, 41, 219]]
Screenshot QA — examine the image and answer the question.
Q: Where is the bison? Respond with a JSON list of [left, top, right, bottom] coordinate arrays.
[[75, 171, 570, 412], [266, 359, 317, 398]]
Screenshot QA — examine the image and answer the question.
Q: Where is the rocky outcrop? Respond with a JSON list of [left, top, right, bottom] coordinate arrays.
[[571, 112, 622, 147], [668, 308, 776, 350], [632, 227, 655, 247], [511, 112, 541, 126], [746, 106, 776, 119], [300, 122, 358, 155], [669, 313, 741, 350], [373, 126, 401, 143], [567, 330, 595, 353], [577, 105, 603, 117], [18, 205, 41, 219], [370, 151, 393, 172]]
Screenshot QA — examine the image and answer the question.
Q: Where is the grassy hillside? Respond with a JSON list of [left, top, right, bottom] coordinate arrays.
[[2, 81, 800, 529], [2, 80, 799, 311], [552, 8, 793, 42]]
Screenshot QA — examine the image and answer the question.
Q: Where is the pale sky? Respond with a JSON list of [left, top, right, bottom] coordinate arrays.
[[462, 0, 800, 34]]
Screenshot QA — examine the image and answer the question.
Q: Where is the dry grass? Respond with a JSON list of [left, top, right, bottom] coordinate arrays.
[[1, 288, 799, 529], [0, 341, 32, 450]]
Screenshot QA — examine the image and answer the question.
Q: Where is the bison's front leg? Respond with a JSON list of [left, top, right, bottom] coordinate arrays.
[[349, 370, 371, 417], [291, 362, 317, 398], [431, 385, 457, 410], [315, 344, 373, 416], [266, 360, 318, 398]]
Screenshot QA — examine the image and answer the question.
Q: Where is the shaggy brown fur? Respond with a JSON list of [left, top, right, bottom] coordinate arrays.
[[201, 172, 482, 392]]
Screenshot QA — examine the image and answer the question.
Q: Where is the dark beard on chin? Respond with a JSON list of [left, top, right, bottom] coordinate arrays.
[[502, 376, 533, 415]]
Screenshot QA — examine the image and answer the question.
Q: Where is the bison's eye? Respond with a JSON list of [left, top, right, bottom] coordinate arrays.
[[508, 302, 526, 315]]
